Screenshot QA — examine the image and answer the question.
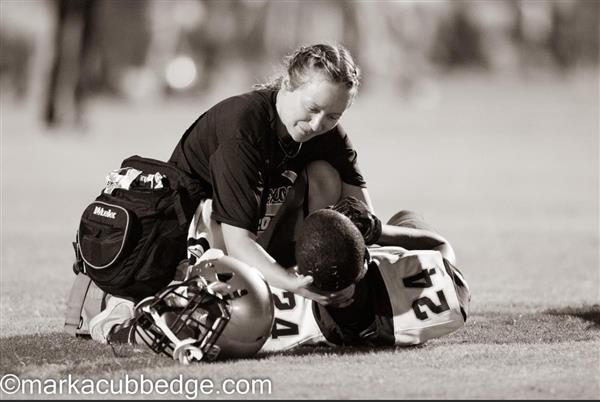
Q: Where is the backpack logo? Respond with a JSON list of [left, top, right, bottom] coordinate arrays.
[[93, 206, 117, 219]]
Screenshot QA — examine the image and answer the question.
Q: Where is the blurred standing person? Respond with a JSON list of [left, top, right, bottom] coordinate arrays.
[[515, 0, 580, 74], [454, 0, 519, 74], [261, 1, 359, 68], [355, 2, 446, 103], [169, 44, 369, 306], [44, 0, 97, 128]]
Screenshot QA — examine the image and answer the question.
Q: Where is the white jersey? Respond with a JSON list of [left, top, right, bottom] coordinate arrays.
[[368, 246, 469, 344], [261, 246, 470, 352], [261, 288, 328, 352]]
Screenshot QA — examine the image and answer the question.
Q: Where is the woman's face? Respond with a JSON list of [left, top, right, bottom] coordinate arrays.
[[277, 72, 353, 143]]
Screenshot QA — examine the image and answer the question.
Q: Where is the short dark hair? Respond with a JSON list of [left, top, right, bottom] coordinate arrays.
[[295, 209, 366, 291]]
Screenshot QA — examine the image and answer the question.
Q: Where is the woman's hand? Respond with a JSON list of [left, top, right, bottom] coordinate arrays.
[[292, 274, 356, 308], [220, 224, 358, 307]]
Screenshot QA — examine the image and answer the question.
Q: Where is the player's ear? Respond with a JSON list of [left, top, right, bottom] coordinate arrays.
[[355, 260, 368, 283], [354, 247, 371, 283]]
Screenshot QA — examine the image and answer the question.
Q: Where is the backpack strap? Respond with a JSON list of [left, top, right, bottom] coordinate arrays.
[[64, 273, 107, 336], [64, 273, 93, 336]]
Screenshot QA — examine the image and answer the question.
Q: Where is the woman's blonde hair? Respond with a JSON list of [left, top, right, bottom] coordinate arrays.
[[256, 43, 361, 95]]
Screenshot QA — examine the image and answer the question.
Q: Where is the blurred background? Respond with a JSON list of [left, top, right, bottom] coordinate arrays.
[[1, 0, 598, 334], [1, 0, 598, 126]]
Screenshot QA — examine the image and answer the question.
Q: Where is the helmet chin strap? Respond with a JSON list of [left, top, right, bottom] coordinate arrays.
[[174, 342, 204, 365]]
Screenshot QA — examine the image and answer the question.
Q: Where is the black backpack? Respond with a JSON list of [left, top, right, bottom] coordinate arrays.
[[73, 155, 207, 300]]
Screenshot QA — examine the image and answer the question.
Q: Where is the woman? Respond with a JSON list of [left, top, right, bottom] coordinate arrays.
[[169, 43, 370, 305]]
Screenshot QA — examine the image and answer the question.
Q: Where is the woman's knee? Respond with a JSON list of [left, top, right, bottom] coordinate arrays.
[[306, 160, 342, 212]]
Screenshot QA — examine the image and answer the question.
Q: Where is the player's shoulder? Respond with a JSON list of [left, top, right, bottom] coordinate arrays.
[[368, 246, 449, 280]]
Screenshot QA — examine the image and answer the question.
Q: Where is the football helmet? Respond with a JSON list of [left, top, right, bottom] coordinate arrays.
[[133, 250, 274, 364]]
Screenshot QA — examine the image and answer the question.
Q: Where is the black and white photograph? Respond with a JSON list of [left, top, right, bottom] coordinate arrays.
[[0, 0, 598, 399]]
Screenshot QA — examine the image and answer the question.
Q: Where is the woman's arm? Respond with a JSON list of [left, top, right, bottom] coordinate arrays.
[[221, 223, 354, 306], [221, 223, 303, 291]]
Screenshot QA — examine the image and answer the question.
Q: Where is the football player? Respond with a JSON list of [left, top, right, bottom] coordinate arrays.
[[78, 191, 467, 357], [261, 204, 470, 352]]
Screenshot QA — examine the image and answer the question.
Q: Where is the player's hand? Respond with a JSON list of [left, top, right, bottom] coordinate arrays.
[[330, 196, 382, 245], [293, 274, 355, 307]]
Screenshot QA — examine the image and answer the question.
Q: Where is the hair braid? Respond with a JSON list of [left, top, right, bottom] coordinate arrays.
[[255, 43, 361, 94]]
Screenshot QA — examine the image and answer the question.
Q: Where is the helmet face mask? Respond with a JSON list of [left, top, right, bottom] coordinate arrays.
[[134, 277, 231, 364], [133, 254, 274, 364]]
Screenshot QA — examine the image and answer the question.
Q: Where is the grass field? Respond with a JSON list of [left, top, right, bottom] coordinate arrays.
[[1, 70, 599, 399]]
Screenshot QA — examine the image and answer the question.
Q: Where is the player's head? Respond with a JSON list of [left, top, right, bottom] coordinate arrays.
[[295, 209, 367, 291], [133, 254, 274, 364], [257, 44, 361, 143]]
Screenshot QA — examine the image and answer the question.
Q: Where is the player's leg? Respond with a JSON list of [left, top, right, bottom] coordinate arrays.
[[187, 199, 226, 259]]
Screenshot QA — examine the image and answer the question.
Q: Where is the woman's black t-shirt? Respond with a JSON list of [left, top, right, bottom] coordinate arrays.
[[168, 89, 366, 234]]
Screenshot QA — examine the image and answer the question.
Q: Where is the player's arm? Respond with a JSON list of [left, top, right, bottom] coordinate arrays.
[[330, 194, 457, 264], [378, 225, 445, 248], [432, 241, 457, 266], [339, 186, 447, 249], [221, 223, 353, 306]]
